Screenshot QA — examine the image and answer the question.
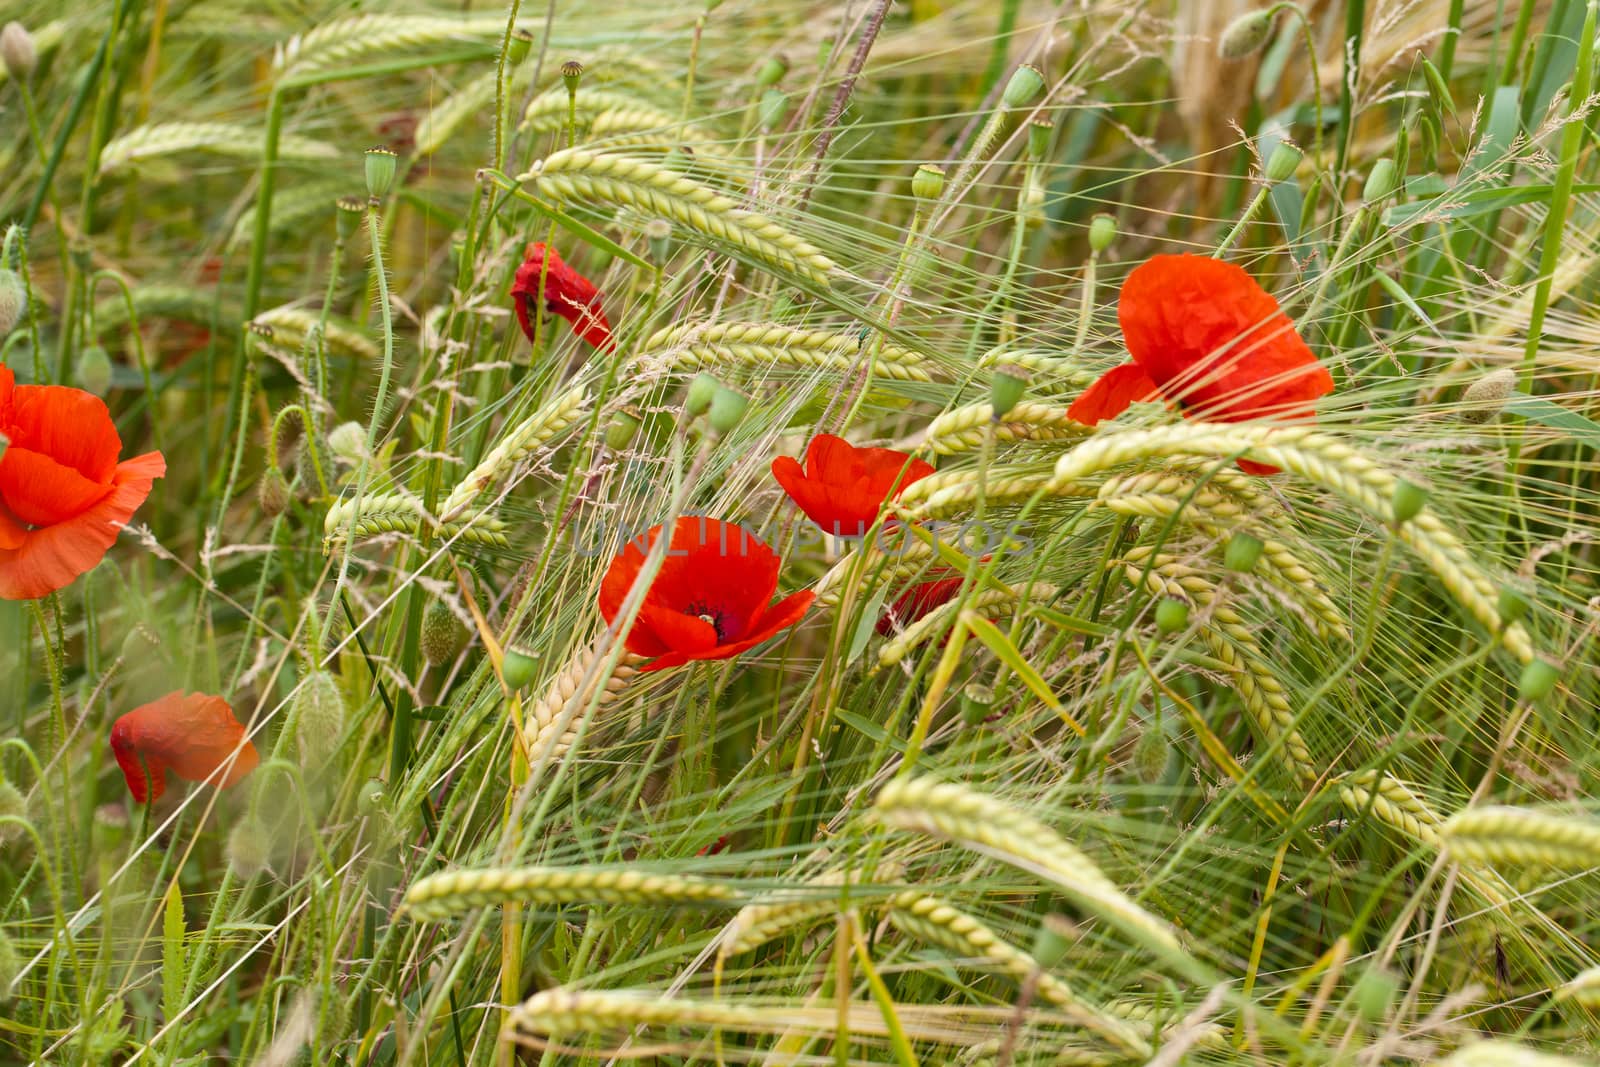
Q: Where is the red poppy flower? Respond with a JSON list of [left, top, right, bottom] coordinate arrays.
[[771, 434, 936, 537], [875, 572, 966, 636], [0, 366, 166, 601], [512, 242, 615, 350], [110, 691, 259, 803], [598, 516, 814, 673], [1067, 254, 1334, 474]]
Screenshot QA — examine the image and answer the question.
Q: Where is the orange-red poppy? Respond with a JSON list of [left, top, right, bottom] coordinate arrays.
[[110, 691, 259, 803], [876, 572, 966, 636], [0, 366, 166, 600], [512, 242, 615, 350], [1067, 254, 1334, 474], [598, 516, 814, 672], [771, 434, 935, 537]]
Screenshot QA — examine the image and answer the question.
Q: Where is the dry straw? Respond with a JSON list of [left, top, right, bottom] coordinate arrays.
[[403, 866, 737, 920], [440, 385, 588, 521], [1440, 806, 1600, 872], [637, 321, 930, 381], [526, 150, 835, 286]]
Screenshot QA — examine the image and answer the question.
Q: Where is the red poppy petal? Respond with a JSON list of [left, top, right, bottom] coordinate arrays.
[[0, 501, 26, 551], [111, 718, 166, 802], [0, 450, 164, 601], [1236, 457, 1283, 476], [803, 434, 859, 479], [4, 382, 124, 483], [638, 603, 719, 655], [113, 692, 257, 796], [0, 445, 113, 526], [1066, 363, 1161, 426], [774, 455, 865, 534], [641, 589, 814, 672]]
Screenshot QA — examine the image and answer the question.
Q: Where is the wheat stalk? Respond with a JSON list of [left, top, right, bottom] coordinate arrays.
[[98, 122, 338, 174], [1556, 965, 1600, 1008], [439, 385, 588, 521], [273, 14, 503, 79], [403, 866, 738, 920], [1440, 806, 1600, 872], [1431, 1041, 1591, 1066], [719, 862, 905, 959], [227, 178, 355, 249], [878, 583, 1056, 667], [320, 494, 508, 552], [254, 305, 378, 362], [637, 321, 929, 381], [894, 466, 1091, 519], [924, 402, 1090, 455], [522, 640, 648, 766]]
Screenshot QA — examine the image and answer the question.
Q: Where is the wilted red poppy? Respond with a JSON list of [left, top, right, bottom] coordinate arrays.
[[875, 572, 966, 636], [110, 691, 259, 803], [1067, 254, 1334, 474], [598, 516, 814, 672], [0, 366, 166, 601], [771, 434, 936, 537], [512, 242, 615, 350]]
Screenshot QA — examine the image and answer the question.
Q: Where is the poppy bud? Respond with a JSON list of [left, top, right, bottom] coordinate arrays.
[[258, 466, 291, 518], [1031, 914, 1075, 969], [756, 54, 788, 88], [1265, 141, 1302, 182], [1155, 598, 1189, 633], [759, 89, 788, 132], [1496, 587, 1529, 625], [605, 405, 643, 450], [1390, 479, 1428, 523], [990, 365, 1029, 419], [1351, 966, 1399, 1024], [357, 776, 386, 817], [1, 22, 35, 81], [328, 421, 367, 464], [708, 384, 750, 435], [1001, 64, 1046, 109], [1518, 658, 1560, 704], [960, 682, 994, 725], [75, 344, 113, 396], [1362, 158, 1399, 204], [645, 218, 672, 264], [912, 164, 945, 202], [1131, 720, 1172, 784], [292, 670, 346, 764], [1460, 368, 1517, 423], [502, 648, 539, 689], [1088, 213, 1116, 254], [1027, 119, 1053, 161], [561, 59, 584, 92], [420, 601, 468, 666], [684, 372, 720, 417], [0, 928, 18, 1003], [1218, 8, 1275, 59], [1224, 532, 1264, 573], [507, 28, 534, 65], [0, 775, 23, 829], [335, 196, 364, 242], [226, 817, 273, 877], [0, 268, 25, 337], [364, 146, 397, 199]]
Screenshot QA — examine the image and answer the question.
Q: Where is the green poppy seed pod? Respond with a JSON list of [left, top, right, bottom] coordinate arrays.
[[257, 466, 291, 518], [561, 59, 584, 92], [755, 54, 788, 88], [501, 648, 540, 690], [1461, 368, 1517, 423], [507, 28, 534, 66], [1, 22, 36, 81], [1351, 966, 1399, 1024], [1218, 8, 1275, 59], [990, 365, 1029, 419], [75, 345, 112, 396], [1155, 597, 1190, 633], [1391, 479, 1428, 523], [708, 385, 749, 435], [335, 196, 364, 242], [0, 268, 25, 337], [364, 146, 397, 199], [1001, 63, 1046, 109], [960, 683, 995, 725], [1265, 141, 1302, 182], [420, 601, 468, 667], [1026, 118, 1053, 161], [758, 88, 788, 132], [226, 818, 273, 877], [0, 927, 18, 1004], [645, 217, 672, 264], [1496, 587, 1530, 624], [1518, 658, 1560, 703], [1030, 915, 1075, 970], [1362, 158, 1399, 204], [357, 777, 386, 817], [605, 405, 643, 450], [1088, 213, 1117, 254], [912, 164, 946, 202], [685, 372, 720, 417], [327, 421, 367, 464], [292, 670, 346, 764], [1224, 532, 1264, 573], [1131, 721, 1172, 784]]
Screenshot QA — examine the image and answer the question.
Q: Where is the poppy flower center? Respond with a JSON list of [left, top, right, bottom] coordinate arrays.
[[687, 600, 734, 642]]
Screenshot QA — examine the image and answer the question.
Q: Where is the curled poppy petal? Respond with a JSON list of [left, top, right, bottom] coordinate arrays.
[[0, 367, 165, 600], [110, 691, 258, 803], [1065, 362, 1161, 426], [772, 434, 934, 536], [512, 243, 616, 351], [876, 573, 966, 636]]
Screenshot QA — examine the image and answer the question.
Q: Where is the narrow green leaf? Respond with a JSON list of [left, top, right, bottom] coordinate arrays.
[[1384, 183, 1600, 226], [162, 881, 187, 1026], [846, 587, 890, 665], [1505, 395, 1600, 451], [962, 614, 1085, 737], [1371, 272, 1438, 334]]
